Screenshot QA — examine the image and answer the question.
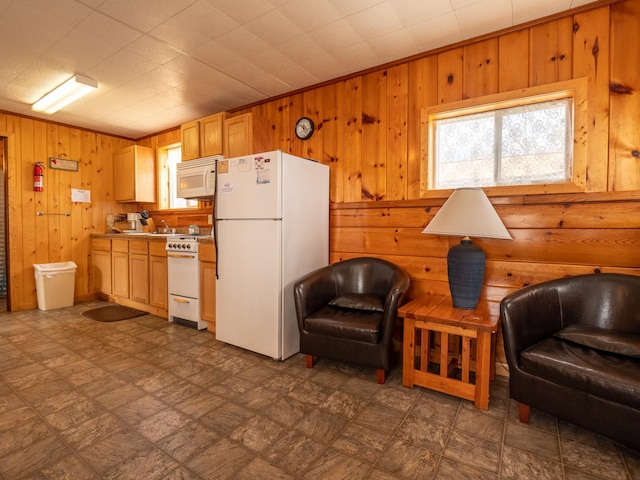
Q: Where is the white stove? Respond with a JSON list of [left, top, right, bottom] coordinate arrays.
[[166, 236, 206, 330]]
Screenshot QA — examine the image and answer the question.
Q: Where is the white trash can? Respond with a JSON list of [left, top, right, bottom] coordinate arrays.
[[33, 261, 77, 311]]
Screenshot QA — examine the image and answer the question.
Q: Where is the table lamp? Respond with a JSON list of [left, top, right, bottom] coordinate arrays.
[[422, 188, 512, 309]]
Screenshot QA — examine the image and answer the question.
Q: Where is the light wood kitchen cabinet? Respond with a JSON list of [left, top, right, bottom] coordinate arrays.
[[200, 112, 225, 157], [223, 112, 272, 158], [149, 241, 168, 310], [199, 243, 216, 332], [111, 239, 129, 298], [181, 120, 201, 160], [129, 239, 149, 304], [113, 145, 155, 202], [92, 238, 111, 295], [181, 112, 226, 160]]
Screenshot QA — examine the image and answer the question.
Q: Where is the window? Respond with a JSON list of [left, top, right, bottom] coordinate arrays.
[[424, 79, 587, 193], [166, 146, 197, 209]]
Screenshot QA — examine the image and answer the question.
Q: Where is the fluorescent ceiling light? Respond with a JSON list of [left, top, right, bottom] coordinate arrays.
[[32, 74, 97, 114]]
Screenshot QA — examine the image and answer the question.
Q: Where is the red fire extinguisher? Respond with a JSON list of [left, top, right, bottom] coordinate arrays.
[[33, 162, 44, 192]]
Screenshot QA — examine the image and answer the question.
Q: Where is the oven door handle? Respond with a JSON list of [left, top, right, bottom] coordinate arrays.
[[167, 253, 197, 259], [172, 297, 191, 304]]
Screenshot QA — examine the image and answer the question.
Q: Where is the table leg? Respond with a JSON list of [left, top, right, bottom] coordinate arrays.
[[474, 330, 492, 410], [403, 317, 415, 388]]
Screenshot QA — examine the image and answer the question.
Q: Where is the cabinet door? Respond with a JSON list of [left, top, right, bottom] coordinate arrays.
[[112, 251, 129, 298], [200, 113, 225, 157], [181, 120, 201, 160], [200, 261, 216, 330], [113, 145, 155, 203], [113, 146, 136, 202], [92, 249, 112, 294], [224, 113, 252, 158], [150, 255, 168, 309], [129, 253, 149, 304]]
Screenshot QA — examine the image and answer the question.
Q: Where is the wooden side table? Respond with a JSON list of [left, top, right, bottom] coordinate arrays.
[[398, 294, 499, 410]]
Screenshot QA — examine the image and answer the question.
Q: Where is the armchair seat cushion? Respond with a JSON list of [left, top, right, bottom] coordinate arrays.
[[304, 306, 383, 343], [521, 337, 640, 409], [328, 294, 384, 312]]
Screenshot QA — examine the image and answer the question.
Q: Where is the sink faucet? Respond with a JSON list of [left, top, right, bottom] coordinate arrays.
[[161, 220, 171, 233]]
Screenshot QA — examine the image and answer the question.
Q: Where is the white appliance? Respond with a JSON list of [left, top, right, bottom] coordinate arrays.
[[166, 236, 207, 330], [214, 150, 329, 360], [176, 155, 222, 199], [123, 212, 142, 233]]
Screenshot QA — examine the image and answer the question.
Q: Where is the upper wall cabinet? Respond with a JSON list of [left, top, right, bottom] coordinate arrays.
[[113, 145, 156, 203], [181, 112, 226, 160], [223, 113, 273, 158]]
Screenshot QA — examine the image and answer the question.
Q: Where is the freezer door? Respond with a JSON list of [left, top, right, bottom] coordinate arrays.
[[216, 151, 281, 219], [215, 219, 283, 359]]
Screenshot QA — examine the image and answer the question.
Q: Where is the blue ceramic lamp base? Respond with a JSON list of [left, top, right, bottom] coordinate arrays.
[[447, 237, 486, 309]]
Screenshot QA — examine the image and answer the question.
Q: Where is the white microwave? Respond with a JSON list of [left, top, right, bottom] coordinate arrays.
[[176, 155, 222, 199]]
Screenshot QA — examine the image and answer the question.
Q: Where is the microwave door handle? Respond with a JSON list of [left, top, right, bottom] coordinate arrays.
[[203, 168, 209, 192]]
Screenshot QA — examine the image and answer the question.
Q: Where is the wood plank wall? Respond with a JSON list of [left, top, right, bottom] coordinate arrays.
[[229, 0, 640, 372], [0, 116, 135, 311], [226, 0, 640, 302], [3, 0, 639, 320]]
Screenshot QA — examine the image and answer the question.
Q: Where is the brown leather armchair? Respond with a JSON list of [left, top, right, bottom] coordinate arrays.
[[293, 257, 410, 384], [501, 273, 640, 452]]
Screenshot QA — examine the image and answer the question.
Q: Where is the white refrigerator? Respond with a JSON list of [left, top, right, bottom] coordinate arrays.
[[214, 150, 329, 360]]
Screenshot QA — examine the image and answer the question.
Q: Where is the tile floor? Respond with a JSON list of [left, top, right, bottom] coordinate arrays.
[[0, 300, 638, 480]]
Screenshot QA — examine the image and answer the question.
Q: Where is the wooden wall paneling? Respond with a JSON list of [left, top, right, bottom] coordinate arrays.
[[437, 48, 464, 104], [6, 117, 22, 310], [386, 64, 408, 201], [480, 228, 640, 267], [573, 6, 611, 193], [608, 0, 640, 191], [276, 95, 298, 153], [485, 259, 640, 290], [407, 56, 437, 199], [321, 82, 345, 203], [529, 17, 574, 86], [463, 38, 499, 98], [304, 88, 323, 161], [330, 225, 449, 257], [331, 206, 432, 229], [361, 70, 387, 201], [343, 77, 363, 202], [46, 123, 62, 264], [80, 131, 95, 295], [21, 119, 38, 309], [68, 127, 84, 297], [498, 30, 530, 91]]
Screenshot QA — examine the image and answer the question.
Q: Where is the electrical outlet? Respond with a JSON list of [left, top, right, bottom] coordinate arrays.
[[208, 214, 213, 224]]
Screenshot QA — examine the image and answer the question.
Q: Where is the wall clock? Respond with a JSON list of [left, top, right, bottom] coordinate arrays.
[[295, 117, 315, 140]]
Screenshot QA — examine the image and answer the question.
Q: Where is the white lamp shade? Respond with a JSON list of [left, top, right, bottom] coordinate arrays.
[[422, 188, 512, 240]]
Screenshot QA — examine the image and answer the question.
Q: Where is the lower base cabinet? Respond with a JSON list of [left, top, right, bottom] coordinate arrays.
[[149, 241, 168, 310], [199, 243, 216, 332]]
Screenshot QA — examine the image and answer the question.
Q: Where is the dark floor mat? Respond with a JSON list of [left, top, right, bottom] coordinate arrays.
[[82, 305, 148, 322]]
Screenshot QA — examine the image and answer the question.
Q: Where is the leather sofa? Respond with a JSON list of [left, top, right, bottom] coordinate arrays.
[[500, 273, 640, 452], [293, 257, 410, 384]]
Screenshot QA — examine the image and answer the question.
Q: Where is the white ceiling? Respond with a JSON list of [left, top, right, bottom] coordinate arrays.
[[0, 0, 597, 139]]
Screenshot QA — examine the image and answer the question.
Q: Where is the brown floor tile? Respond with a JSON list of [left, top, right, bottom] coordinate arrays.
[[0, 301, 636, 480]]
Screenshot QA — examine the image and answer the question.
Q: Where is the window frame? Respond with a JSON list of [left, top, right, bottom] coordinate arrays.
[[156, 143, 208, 211], [421, 78, 588, 197]]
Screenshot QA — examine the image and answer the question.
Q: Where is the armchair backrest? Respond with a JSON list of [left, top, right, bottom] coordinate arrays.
[[553, 273, 640, 332], [331, 257, 407, 300]]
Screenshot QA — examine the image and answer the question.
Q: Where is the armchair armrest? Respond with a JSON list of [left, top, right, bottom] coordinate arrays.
[[293, 266, 336, 329], [500, 284, 564, 368]]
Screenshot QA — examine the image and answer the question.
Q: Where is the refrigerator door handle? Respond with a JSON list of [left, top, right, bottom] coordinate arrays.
[[213, 162, 219, 279]]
